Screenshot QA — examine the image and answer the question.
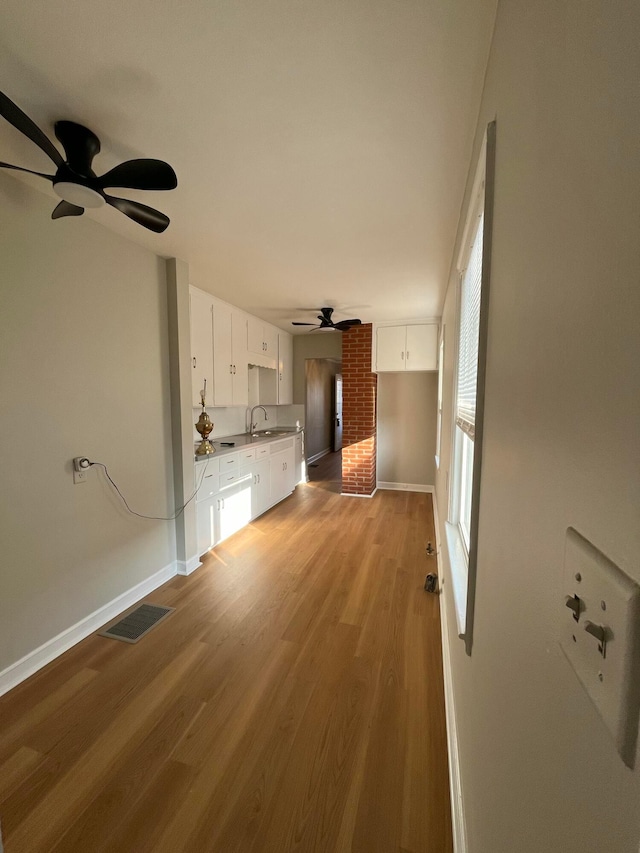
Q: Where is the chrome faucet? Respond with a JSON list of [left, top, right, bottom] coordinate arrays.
[[248, 405, 268, 434]]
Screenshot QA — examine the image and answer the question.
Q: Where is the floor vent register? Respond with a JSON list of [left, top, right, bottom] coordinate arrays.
[[98, 603, 175, 644]]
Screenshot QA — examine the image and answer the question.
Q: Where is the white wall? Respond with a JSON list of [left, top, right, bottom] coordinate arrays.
[[292, 332, 342, 404], [377, 372, 437, 486], [436, 2, 640, 851], [0, 175, 176, 675]]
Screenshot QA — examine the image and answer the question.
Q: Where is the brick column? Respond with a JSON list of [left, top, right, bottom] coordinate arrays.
[[341, 324, 377, 496]]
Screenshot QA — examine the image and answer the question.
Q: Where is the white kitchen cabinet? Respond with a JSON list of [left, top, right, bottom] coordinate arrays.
[[294, 432, 304, 484], [374, 323, 438, 372], [270, 438, 296, 504], [212, 302, 249, 406], [217, 476, 253, 543], [196, 496, 218, 555], [196, 435, 301, 556], [248, 317, 278, 366], [190, 289, 214, 406], [278, 332, 293, 404], [251, 457, 271, 517]]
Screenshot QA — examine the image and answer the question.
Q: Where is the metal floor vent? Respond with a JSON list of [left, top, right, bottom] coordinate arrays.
[[99, 603, 175, 644]]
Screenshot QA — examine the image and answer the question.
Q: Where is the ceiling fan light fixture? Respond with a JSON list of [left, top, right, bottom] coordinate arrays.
[[53, 181, 104, 208]]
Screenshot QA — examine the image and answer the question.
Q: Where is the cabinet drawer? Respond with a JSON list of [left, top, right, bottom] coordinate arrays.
[[218, 469, 251, 491], [255, 445, 270, 460], [270, 437, 294, 454], [219, 452, 239, 472], [196, 457, 220, 502], [239, 448, 256, 466]]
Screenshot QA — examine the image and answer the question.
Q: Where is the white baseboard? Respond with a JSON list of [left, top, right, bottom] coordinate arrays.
[[307, 448, 331, 465], [377, 481, 434, 493], [340, 487, 378, 498], [176, 554, 202, 576], [433, 493, 467, 853], [0, 560, 178, 698]]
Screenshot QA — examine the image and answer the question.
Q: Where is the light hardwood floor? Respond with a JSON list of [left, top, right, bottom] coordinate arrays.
[[0, 477, 452, 853]]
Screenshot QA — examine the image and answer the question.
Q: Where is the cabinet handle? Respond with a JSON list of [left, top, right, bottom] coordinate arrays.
[[401, 351, 404, 360], [193, 357, 196, 368], [205, 474, 213, 478], [406, 351, 409, 360], [233, 365, 236, 374], [229, 364, 232, 374]]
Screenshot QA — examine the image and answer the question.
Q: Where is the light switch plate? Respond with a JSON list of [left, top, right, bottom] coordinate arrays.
[[560, 527, 640, 767]]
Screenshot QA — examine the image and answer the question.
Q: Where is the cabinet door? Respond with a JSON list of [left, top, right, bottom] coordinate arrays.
[[196, 496, 218, 556], [190, 289, 214, 406], [218, 479, 253, 543], [212, 303, 233, 406], [283, 445, 296, 493], [263, 324, 278, 360], [270, 446, 295, 503], [247, 317, 264, 356], [294, 433, 304, 484], [231, 311, 249, 405], [405, 324, 438, 371], [278, 332, 293, 404], [376, 325, 407, 371], [251, 458, 271, 518]]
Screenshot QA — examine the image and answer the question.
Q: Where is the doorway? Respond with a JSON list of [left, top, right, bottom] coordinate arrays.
[[304, 357, 342, 488]]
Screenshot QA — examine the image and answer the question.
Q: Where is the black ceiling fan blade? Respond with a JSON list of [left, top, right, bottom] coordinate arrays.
[[0, 161, 54, 180], [291, 322, 319, 326], [105, 194, 170, 233], [99, 159, 177, 191], [0, 90, 63, 167], [54, 121, 100, 176], [334, 318, 362, 330], [52, 200, 84, 219]]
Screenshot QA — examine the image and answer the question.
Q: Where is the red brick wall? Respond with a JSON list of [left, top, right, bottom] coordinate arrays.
[[341, 324, 377, 495]]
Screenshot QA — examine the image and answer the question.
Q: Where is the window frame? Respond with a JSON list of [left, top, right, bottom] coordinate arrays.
[[445, 120, 496, 655]]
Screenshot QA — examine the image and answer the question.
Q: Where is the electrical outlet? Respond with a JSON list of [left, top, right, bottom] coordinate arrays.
[[559, 527, 640, 766], [73, 457, 91, 485]]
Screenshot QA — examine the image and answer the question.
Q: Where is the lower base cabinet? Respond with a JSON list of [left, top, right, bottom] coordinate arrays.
[[196, 435, 301, 556], [270, 439, 296, 504], [252, 457, 271, 518]]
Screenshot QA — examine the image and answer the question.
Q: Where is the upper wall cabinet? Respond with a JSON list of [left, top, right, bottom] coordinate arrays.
[[247, 318, 278, 367], [190, 289, 214, 406], [374, 323, 439, 372], [278, 332, 293, 405], [212, 302, 249, 407]]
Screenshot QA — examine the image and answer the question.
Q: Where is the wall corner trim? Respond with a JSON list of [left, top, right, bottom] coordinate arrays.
[[176, 555, 203, 576], [433, 495, 468, 853], [0, 560, 178, 699], [340, 488, 378, 498]]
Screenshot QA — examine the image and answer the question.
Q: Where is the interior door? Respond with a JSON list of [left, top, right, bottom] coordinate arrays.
[[333, 373, 343, 451]]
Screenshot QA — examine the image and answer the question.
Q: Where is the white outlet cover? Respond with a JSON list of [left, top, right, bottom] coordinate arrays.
[[560, 528, 640, 766]]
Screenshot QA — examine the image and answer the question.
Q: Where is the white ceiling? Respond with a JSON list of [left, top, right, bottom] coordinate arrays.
[[0, 0, 496, 331]]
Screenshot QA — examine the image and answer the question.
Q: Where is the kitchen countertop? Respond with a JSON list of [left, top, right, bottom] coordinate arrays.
[[194, 427, 303, 462]]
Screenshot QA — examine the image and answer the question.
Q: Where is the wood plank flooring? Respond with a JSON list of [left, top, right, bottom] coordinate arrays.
[[0, 479, 452, 853]]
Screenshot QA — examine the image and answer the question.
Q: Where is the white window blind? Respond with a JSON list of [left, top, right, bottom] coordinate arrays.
[[456, 212, 484, 439]]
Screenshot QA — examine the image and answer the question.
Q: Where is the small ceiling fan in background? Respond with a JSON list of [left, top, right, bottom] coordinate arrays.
[[292, 306, 362, 332], [0, 89, 177, 232]]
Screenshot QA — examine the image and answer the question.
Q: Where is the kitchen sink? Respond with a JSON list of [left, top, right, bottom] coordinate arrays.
[[251, 429, 293, 437]]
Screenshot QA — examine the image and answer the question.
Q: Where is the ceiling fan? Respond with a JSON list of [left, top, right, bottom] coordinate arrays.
[[0, 89, 177, 233], [292, 306, 362, 332]]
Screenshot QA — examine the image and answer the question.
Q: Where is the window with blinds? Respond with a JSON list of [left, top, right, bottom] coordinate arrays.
[[456, 212, 484, 440]]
